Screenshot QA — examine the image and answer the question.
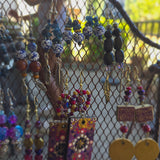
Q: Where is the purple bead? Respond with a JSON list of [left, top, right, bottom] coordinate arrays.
[[35, 149, 43, 155], [83, 106, 87, 111], [8, 127, 16, 140], [0, 115, 7, 124], [35, 121, 41, 128], [25, 149, 32, 155], [87, 98, 91, 101], [138, 90, 145, 95], [72, 95, 77, 98], [25, 133, 31, 139], [8, 115, 17, 125], [88, 95, 91, 98]]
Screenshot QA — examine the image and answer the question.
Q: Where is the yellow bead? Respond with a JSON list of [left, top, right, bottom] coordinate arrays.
[[34, 137, 44, 150], [86, 105, 89, 108], [58, 96, 62, 101], [57, 113, 61, 117], [86, 90, 90, 95], [72, 105, 76, 109], [73, 91, 78, 95], [24, 138, 33, 148]]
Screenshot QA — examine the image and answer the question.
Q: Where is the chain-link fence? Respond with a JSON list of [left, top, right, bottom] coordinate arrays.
[[0, 0, 160, 159]]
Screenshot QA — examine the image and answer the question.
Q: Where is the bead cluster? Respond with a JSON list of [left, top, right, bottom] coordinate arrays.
[[104, 23, 124, 66], [8, 110, 23, 152], [137, 86, 145, 104], [124, 86, 132, 103], [55, 90, 91, 118]]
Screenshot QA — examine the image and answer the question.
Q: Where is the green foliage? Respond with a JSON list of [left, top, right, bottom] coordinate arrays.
[[125, 0, 160, 21]]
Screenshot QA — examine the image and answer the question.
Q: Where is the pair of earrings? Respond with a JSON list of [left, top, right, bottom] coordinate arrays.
[[55, 71, 91, 119], [24, 96, 44, 160], [109, 66, 159, 160], [103, 23, 124, 66], [0, 88, 23, 158]]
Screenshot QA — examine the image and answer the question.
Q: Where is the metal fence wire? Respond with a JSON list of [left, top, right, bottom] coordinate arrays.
[[0, 0, 160, 159]]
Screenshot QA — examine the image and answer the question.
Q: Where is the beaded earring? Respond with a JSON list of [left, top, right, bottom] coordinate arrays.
[[66, 71, 96, 160], [134, 66, 159, 160], [104, 23, 124, 66], [109, 66, 134, 160], [93, 17, 105, 40], [24, 95, 33, 160], [48, 72, 70, 160], [27, 16, 47, 92], [0, 88, 9, 157], [34, 97, 44, 160], [7, 88, 23, 152]]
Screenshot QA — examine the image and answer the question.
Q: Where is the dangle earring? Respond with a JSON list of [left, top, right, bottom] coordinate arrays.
[[112, 23, 124, 65], [83, 2, 94, 40], [109, 66, 134, 160], [48, 72, 71, 160], [63, 7, 73, 45], [7, 88, 23, 152], [34, 97, 44, 160], [0, 88, 9, 157], [15, 31, 28, 94], [24, 95, 33, 160], [134, 66, 159, 160], [67, 0, 84, 45], [93, 17, 105, 40], [66, 71, 96, 160], [28, 16, 47, 92]]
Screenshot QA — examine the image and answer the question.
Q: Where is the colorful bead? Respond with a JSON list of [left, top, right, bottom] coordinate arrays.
[[83, 26, 93, 40], [52, 43, 64, 56], [16, 50, 27, 59], [34, 136, 44, 150], [72, 32, 84, 45], [0, 114, 7, 124], [41, 39, 52, 51], [0, 127, 8, 141], [29, 51, 40, 61], [24, 155, 32, 160], [8, 114, 17, 125], [63, 30, 73, 44], [35, 121, 41, 129]]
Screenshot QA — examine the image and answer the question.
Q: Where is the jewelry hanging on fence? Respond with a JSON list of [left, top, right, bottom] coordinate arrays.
[[34, 97, 44, 160], [63, 6, 73, 45], [109, 66, 134, 160], [134, 66, 159, 160], [27, 15, 47, 92], [66, 71, 96, 160], [24, 94, 33, 160], [7, 88, 23, 152], [0, 88, 9, 157]]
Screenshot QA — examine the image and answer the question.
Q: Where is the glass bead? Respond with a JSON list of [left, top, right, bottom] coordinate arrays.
[[34, 137, 44, 149], [142, 124, 151, 133], [104, 52, 114, 66], [16, 59, 27, 72], [114, 36, 123, 50], [15, 125, 23, 138], [120, 125, 128, 133], [63, 30, 73, 44], [115, 50, 124, 64], [93, 25, 105, 39], [29, 61, 41, 73], [104, 38, 113, 52], [41, 40, 52, 51], [35, 149, 43, 155]]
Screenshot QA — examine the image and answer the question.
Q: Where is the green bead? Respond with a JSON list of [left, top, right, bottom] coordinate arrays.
[[34, 137, 44, 149]]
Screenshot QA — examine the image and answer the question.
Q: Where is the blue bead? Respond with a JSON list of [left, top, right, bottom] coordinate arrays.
[[73, 32, 84, 45], [15, 125, 23, 138], [83, 26, 93, 39], [28, 42, 37, 52], [0, 127, 8, 141], [35, 149, 43, 155], [29, 51, 39, 61], [16, 49, 27, 59], [52, 44, 63, 55]]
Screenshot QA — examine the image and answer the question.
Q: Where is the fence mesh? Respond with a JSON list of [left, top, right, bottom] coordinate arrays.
[[0, 0, 160, 159]]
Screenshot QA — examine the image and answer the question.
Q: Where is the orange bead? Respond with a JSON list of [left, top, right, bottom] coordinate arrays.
[[21, 72, 27, 77], [16, 59, 27, 72], [33, 74, 39, 79], [29, 61, 41, 73]]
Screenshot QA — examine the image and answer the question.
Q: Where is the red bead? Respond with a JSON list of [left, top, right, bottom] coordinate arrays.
[[71, 101, 76, 105], [56, 108, 61, 113], [66, 95, 70, 99], [126, 87, 131, 90], [142, 124, 151, 133], [16, 59, 27, 72], [35, 155, 43, 160], [61, 93, 65, 98], [82, 90, 87, 94], [86, 101, 90, 105], [29, 61, 41, 72], [76, 89, 80, 94], [120, 125, 128, 133], [137, 86, 143, 90], [24, 155, 32, 160]]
